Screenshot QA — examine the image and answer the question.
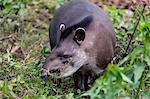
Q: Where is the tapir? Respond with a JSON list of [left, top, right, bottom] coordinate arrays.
[[41, 0, 116, 91]]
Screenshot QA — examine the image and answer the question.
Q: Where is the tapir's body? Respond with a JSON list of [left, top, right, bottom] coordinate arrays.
[[41, 0, 116, 91]]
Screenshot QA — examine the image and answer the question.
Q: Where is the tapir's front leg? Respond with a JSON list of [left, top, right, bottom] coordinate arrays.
[[73, 71, 89, 93], [73, 72, 81, 92]]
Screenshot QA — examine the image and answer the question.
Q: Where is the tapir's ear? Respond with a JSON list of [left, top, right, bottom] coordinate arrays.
[[73, 28, 85, 45]]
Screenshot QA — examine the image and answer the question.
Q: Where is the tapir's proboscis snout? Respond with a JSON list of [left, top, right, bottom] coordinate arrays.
[[41, 0, 116, 92], [41, 38, 89, 78]]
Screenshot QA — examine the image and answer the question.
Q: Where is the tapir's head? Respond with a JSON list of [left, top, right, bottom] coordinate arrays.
[[41, 16, 93, 78], [42, 28, 87, 78]]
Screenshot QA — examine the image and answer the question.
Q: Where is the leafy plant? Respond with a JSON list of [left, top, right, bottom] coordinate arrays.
[[81, 4, 150, 99], [0, 0, 150, 99]]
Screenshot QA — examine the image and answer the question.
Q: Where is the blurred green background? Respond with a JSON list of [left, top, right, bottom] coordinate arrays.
[[0, 0, 150, 98]]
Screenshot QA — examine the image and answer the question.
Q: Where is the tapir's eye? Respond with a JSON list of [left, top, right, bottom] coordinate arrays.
[[73, 27, 85, 45], [58, 54, 71, 59], [63, 55, 71, 58]]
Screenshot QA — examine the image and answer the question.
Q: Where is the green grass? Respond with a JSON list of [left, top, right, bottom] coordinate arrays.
[[0, 0, 150, 98]]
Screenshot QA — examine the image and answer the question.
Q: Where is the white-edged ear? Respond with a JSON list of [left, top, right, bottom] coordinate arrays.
[[74, 27, 85, 45], [59, 23, 66, 32]]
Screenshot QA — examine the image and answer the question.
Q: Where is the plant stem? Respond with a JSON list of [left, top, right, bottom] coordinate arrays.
[[124, 4, 146, 57]]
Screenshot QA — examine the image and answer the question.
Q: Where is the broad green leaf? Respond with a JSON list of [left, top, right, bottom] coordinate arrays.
[[106, 74, 114, 99], [41, 47, 51, 57], [65, 93, 75, 99], [18, 8, 28, 17], [118, 55, 129, 66], [143, 90, 150, 99], [145, 56, 150, 67], [120, 73, 133, 84], [0, 80, 8, 94], [134, 62, 145, 83], [144, 32, 150, 56]]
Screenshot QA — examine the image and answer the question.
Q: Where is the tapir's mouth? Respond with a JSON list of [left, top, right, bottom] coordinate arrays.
[[59, 64, 83, 77], [42, 62, 84, 78], [42, 54, 88, 78]]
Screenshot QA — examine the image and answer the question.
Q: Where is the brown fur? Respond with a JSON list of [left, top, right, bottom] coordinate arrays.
[[41, 0, 116, 92]]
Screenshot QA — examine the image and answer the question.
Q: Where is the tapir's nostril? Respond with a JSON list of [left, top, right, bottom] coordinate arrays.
[[62, 60, 69, 64], [40, 70, 47, 79]]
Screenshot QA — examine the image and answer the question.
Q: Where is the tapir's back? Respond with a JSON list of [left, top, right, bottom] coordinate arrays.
[[49, 0, 115, 49]]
